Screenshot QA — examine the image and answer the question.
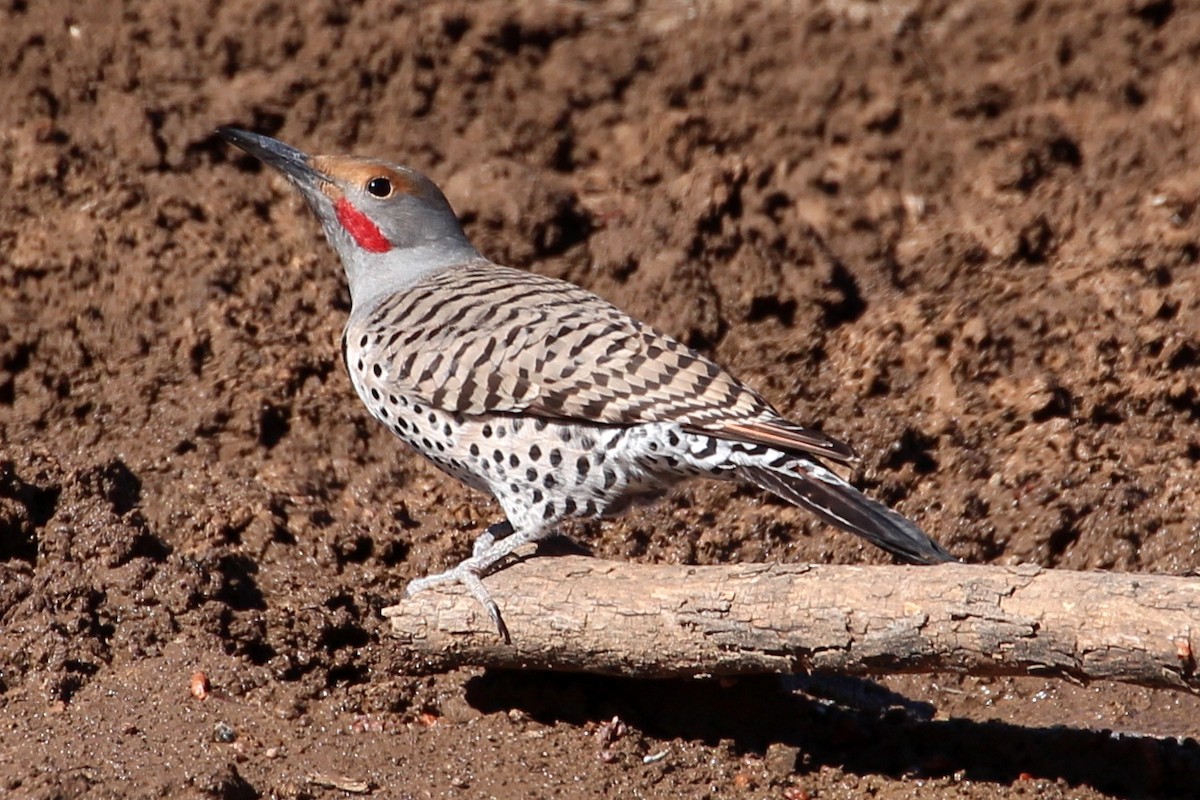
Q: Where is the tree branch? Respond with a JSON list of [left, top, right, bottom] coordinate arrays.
[[382, 558, 1200, 691]]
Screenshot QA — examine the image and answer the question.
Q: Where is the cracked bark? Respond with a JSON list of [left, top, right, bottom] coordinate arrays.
[[382, 559, 1200, 691]]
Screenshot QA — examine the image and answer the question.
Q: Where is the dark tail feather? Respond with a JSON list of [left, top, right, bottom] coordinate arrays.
[[741, 464, 954, 565]]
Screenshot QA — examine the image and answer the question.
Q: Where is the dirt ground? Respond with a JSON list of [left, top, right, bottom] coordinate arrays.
[[2, 0, 1200, 797]]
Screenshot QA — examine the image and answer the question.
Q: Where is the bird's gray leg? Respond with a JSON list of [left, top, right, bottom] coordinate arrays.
[[404, 519, 544, 643], [472, 520, 514, 557]]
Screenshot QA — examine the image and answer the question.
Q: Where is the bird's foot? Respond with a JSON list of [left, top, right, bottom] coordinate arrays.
[[405, 520, 549, 643], [405, 554, 511, 643], [406, 520, 516, 642]]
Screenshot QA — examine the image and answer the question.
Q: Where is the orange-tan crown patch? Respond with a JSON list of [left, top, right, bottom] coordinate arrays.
[[309, 156, 420, 197]]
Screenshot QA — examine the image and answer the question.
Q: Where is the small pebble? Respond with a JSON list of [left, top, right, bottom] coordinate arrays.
[[643, 749, 669, 765], [190, 671, 210, 700]]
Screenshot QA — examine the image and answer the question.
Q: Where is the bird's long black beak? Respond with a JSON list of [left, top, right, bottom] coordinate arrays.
[[216, 127, 327, 188]]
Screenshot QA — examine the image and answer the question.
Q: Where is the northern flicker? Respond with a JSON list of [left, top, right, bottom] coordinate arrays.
[[217, 127, 954, 640]]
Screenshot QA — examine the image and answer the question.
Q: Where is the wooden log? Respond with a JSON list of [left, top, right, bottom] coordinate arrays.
[[382, 558, 1200, 691]]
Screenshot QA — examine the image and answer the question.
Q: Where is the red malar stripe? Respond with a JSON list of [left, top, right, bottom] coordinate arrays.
[[335, 197, 391, 253]]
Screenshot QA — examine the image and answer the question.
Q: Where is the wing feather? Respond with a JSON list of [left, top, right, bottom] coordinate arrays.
[[356, 264, 856, 464]]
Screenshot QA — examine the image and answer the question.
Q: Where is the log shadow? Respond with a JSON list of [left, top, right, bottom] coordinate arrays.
[[465, 671, 1200, 798]]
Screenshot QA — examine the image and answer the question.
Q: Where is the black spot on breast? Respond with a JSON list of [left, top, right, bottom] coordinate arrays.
[[469, 444, 479, 457], [529, 444, 542, 461], [509, 453, 520, 468], [356, 359, 364, 372], [443, 423, 452, 437], [379, 408, 389, 419], [373, 363, 382, 378], [549, 450, 562, 467], [544, 474, 556, 489], [534, 419, 548, 431], [428, 412, 437, 424], [668, 431, 680, 447], [563, 498, 577, 515], [482, 424, 493, 438], [532, 489, 544, 503], [360, 334, 368, 347], [526, 467, 538, 482], [493, 449, 504, 463], [576, 457, 590, 477], [370, 388, 380, 400], [603, 469, 617, 489], [542, 502, 556, 520], [421, 438, 432, 449]]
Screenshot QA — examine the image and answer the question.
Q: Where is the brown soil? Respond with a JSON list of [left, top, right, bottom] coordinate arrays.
[[3, 0, 1200, 797]]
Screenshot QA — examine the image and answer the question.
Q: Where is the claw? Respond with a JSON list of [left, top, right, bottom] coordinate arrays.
[[486, 600, 511, 644]]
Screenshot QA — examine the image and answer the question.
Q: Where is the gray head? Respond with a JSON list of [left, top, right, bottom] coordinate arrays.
[[217, 127, 479, 309]]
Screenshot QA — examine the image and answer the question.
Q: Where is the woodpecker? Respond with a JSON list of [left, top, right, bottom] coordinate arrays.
[[217, 127, 954, 640]]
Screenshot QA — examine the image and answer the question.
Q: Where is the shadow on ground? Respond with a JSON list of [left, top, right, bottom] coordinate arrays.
[[468, 671, 1200, 797]]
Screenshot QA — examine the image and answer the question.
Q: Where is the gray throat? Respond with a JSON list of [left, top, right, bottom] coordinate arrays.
[[345, 238, 482, 316]]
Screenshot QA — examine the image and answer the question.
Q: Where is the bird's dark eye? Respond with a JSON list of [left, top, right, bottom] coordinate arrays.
[[366, 177, 392, 198]]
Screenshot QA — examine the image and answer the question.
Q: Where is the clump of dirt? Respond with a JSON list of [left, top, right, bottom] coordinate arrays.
[[2, 0, 1199, 797]]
